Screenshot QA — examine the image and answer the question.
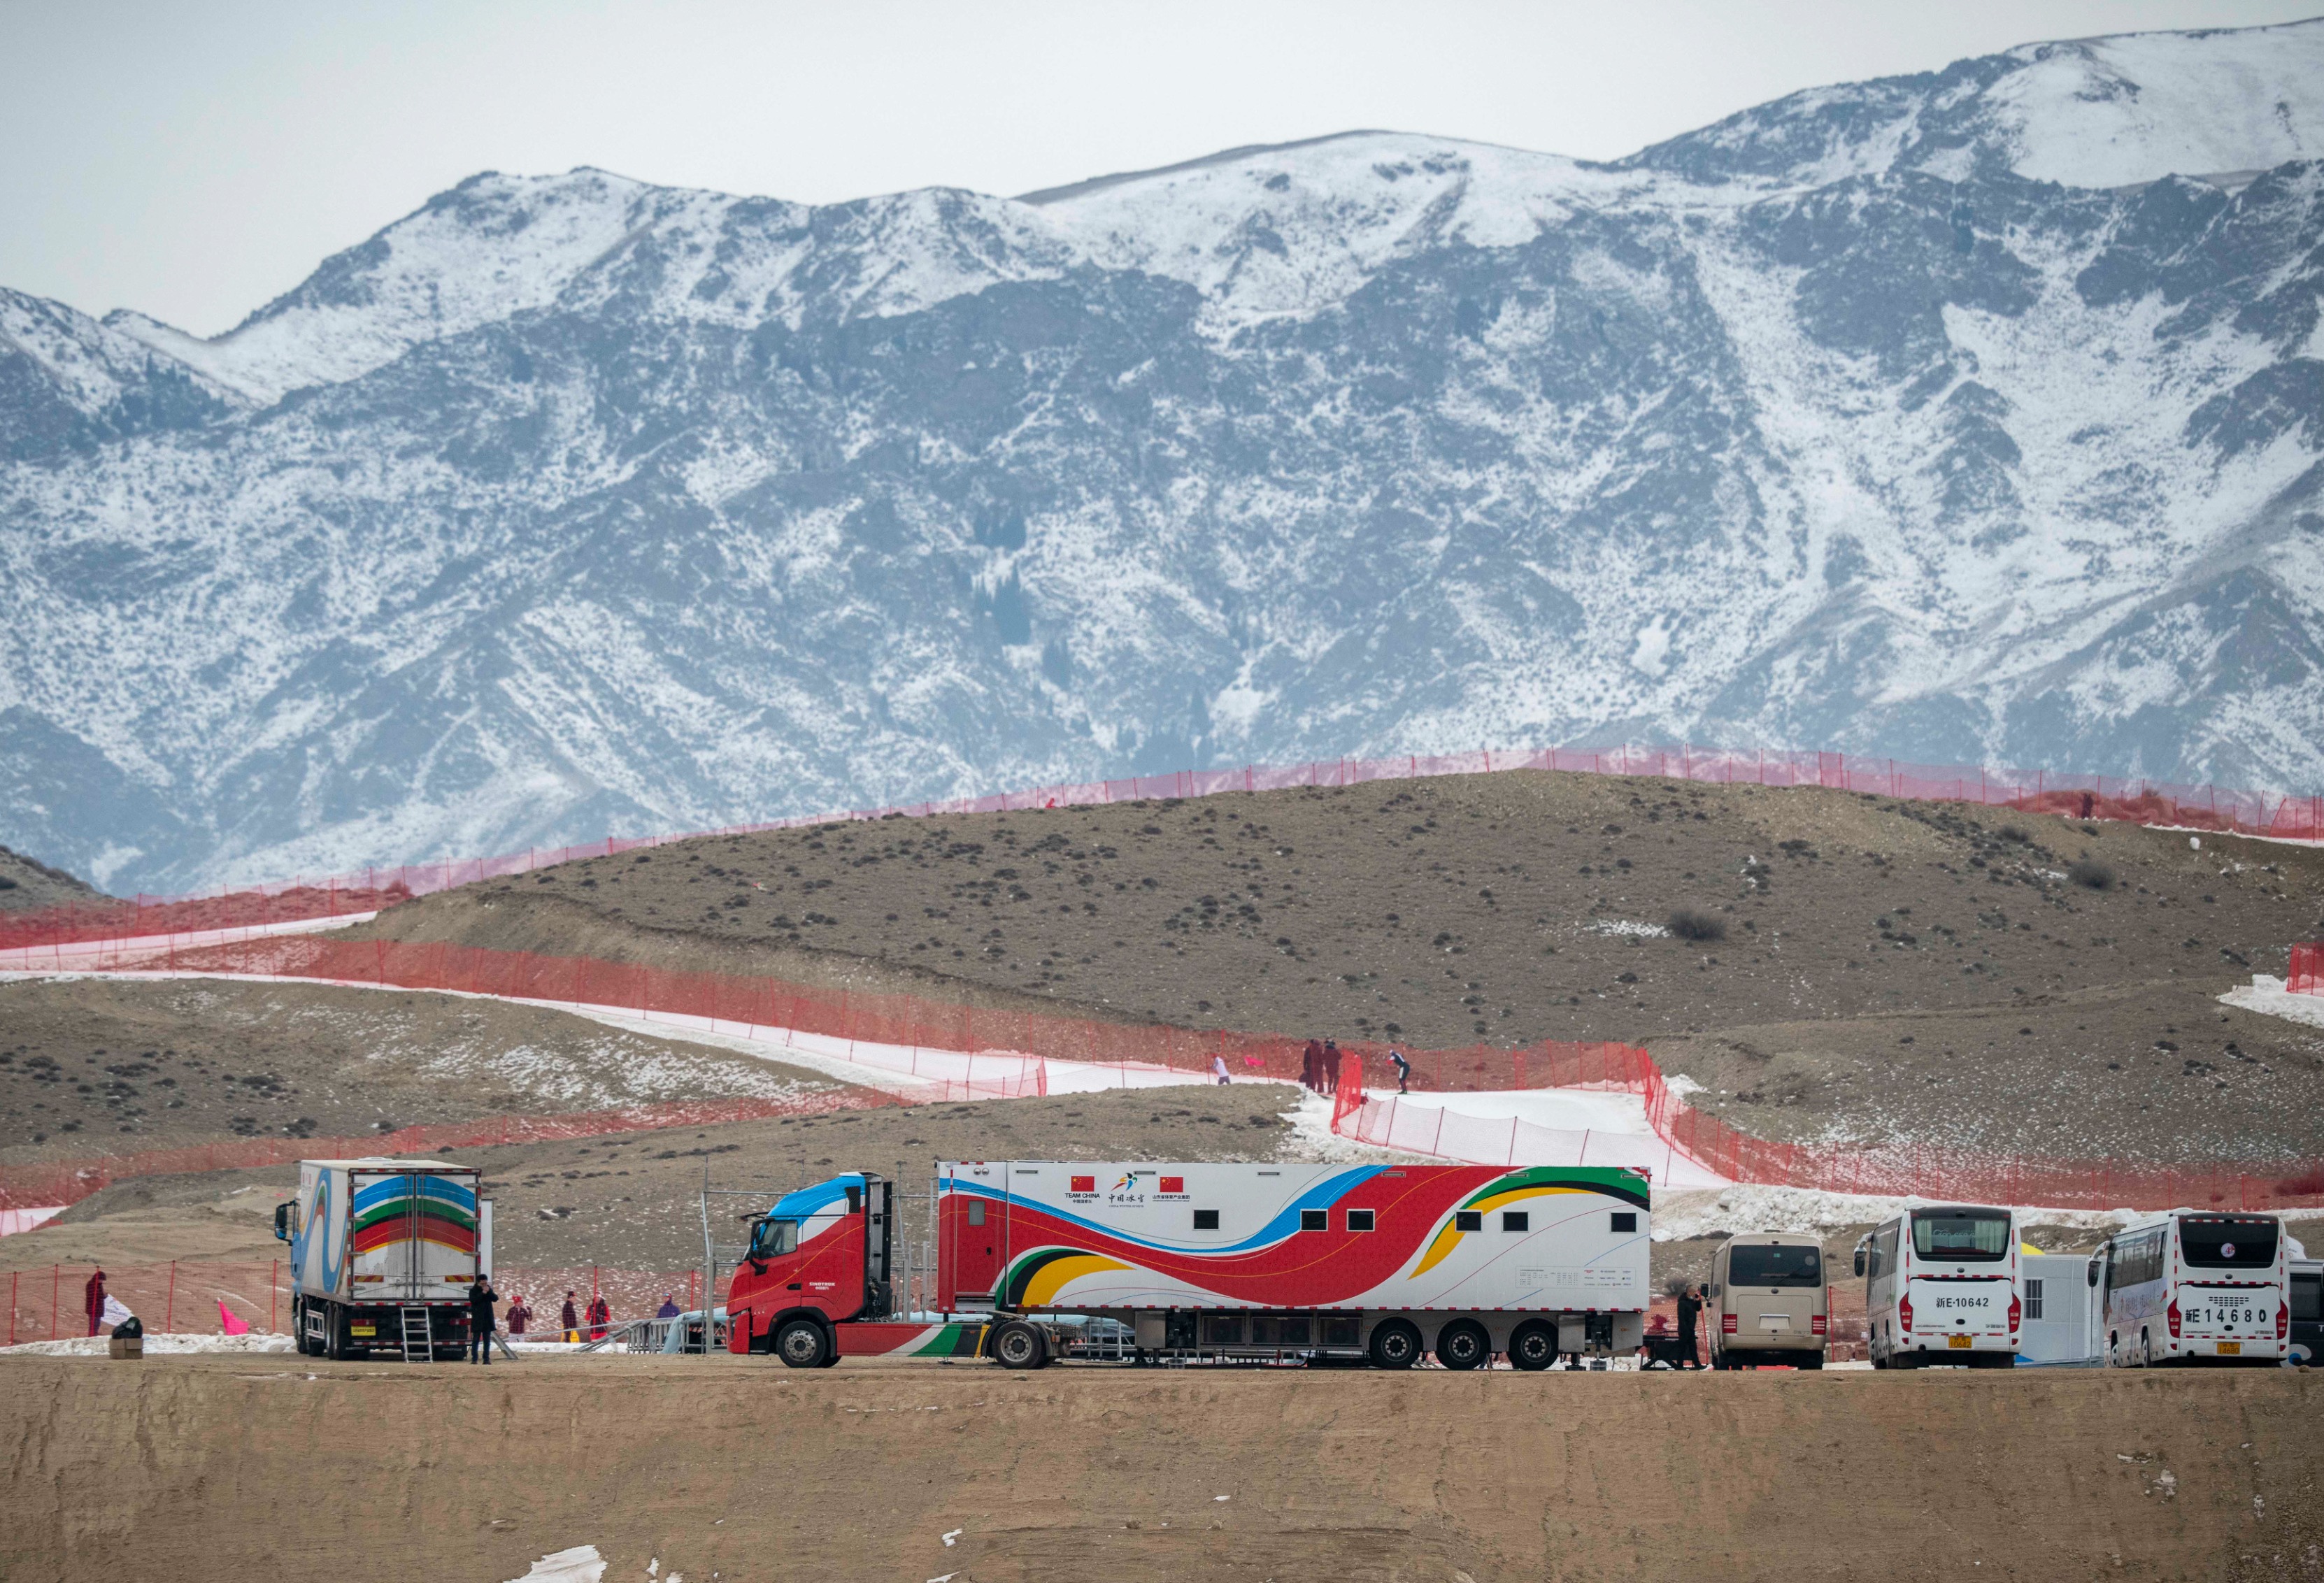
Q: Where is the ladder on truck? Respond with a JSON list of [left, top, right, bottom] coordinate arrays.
[[398, 1306, 434, 1363]]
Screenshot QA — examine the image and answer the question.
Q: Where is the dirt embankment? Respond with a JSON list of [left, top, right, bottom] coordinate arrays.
[[1, 1083, 1316, 1275], [0, 976, 843, 1167], [346, 771, 2324, 1163], [3, 1355, 2317, 1583], [0, 844, 106, 914]]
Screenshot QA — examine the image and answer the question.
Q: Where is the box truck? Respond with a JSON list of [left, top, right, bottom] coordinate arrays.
[[725, 1161, 1651, 1370], [273, 1157, 490, 1360]]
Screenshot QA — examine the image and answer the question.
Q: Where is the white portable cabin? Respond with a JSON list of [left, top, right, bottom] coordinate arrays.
[[2016, 1252, 2102, 1366]]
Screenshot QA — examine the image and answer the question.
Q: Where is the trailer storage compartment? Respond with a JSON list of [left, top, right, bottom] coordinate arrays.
[[276, 1156, 490, 1360]]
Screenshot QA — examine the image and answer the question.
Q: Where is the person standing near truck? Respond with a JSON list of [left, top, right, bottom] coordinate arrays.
[[83, 1268, 107, 1338], [561, 1291, 580, 1342], [1322, 1040, 1342, 1096], [468, 1277, 497, 1364], [506, 1294, 531, 1336], [1676, 1283, 1704, 1370]]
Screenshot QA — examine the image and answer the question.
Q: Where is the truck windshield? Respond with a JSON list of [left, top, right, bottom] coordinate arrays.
[[2178, 1217, 2277, 1269], [1911, 1209, 2011, 1263], [1730, 1244, 1822, 1287], [750, 1219, 798, 1258]]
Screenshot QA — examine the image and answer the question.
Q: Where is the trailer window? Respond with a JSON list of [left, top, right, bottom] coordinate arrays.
[[1193, 1210, 1220, 1231], [967, 1201, 986, 1227], [1729, 1244, 1822, 1287], [1503, 1212, 1530, 1232], [1346, 1210, 1375, 1232], [749, 1219, 797, 1258], [1611, 1212, 1637, 1233], [2293, 1273, 2321, 1323], [2023, 1278, 2044, 1321], [1300, 1210, 1327, 1231], [2179, 1216, 2278, 1269], [1911, 1210, 2010, 1263], [1455, 1211, 1482, 1232]]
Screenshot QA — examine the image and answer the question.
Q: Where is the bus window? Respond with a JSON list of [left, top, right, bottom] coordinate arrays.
[[1870, 1221, 1898, 1279], [1730, 1244, 1822, 1287], [2178, 1216, 2278, 1269], [2109, 1228, 2164, 1289], [1911, 1209, 2011, 1262]]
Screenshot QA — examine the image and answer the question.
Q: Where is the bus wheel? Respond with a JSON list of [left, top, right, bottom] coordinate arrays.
[[2139, 1332, 2154, 1369], [775, 1317, 830, 1369], [1509, 1321, 1557, 1372], [1367, 1319, 1423, 1370], [1435, 1319, 1490, 1371], [991, 1320, 1047, 1370]]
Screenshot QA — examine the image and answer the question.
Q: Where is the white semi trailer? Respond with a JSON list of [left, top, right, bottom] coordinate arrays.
[[273, 1156, 491, 1360]]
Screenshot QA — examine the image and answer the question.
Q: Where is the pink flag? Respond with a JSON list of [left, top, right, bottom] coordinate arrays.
[[217, 1301, 250, 1336]]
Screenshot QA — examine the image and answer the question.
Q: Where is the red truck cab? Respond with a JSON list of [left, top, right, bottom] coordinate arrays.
[[726, 1171, 893, 1366]]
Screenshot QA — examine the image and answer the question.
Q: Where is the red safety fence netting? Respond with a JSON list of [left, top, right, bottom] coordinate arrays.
[[0, 1086, 899, 1213], [0, 1259, 706, 1347], [2291, 942, 2323, 996], [5, 933, 2310, 1216], [6, 742, 2318, 954]]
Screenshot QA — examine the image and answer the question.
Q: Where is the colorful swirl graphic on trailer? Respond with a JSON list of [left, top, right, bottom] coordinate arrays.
[[350, 1173, 478, 1256], [942, 1163, 1649, 1313]]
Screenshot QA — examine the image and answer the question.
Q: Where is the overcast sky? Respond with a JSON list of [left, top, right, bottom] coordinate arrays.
[[7, 0, 2315, 335]]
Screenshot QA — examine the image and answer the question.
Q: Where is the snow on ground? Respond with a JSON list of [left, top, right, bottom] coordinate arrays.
[[0, 910, 378, 973], [2219, 974, 2324, 1031], [501, 1546, 606, 1583], [0, 1331, 296, 1356], [0, 1206, 65, 1236], [1653, 1184, 2161, 1242]]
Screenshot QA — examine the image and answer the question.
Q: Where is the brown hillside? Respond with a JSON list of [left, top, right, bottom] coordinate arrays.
[[346, 771, 2324, 1164]]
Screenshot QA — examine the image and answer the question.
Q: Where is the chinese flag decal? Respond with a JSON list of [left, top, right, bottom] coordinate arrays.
[[1160, 1177, 1185, 1194], [1070, 1175, 1095, 1194]]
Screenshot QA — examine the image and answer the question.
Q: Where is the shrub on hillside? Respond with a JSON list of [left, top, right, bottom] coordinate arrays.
[[2067, 859, 2116, 891], [1668, 907, 1727, 942]]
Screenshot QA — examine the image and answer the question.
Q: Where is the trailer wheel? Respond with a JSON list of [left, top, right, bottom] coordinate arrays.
[[1509, 1321, 1557, 1371], [775, 1317, 830, 1369], [1435, 1319, 1490, 1371], [1367, 1319, 1423, 1370], [991, 1320, 1048, 1370]]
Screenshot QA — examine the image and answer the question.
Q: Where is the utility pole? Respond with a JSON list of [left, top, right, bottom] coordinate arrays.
[[698, 1159, 716, 1354]]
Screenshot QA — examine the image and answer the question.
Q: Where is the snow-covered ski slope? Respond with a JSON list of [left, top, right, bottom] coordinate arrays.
[[6, 20, 2324, 894]]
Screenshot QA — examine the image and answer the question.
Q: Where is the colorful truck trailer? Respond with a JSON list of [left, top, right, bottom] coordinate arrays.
[[725, 1161, 1651, 1369], [273, 1157, 490, 1359]]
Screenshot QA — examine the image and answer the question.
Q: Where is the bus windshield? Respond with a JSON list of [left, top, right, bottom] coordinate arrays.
[[750, 1219, 799, 1258], [1911, 1209, 2011, 1263], [2178, 1217, 2278, 1269], [1730, 1243, 1823, 1287]]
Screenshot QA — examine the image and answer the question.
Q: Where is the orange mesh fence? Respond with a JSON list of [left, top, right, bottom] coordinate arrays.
[[6, 743, 2316, 954], [2, 1259, 707, 1346], [0, 1087, 899, 1212], [2292, 942, 2323, 996], [10, 933, 2318, 1215]]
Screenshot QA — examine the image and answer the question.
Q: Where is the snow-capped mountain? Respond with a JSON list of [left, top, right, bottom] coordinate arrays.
[[4, 19, 2323, 892]]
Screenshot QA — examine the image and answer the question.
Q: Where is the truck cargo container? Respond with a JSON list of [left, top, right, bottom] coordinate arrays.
[[725, 1161, 1651, 1370], [273, 1157, 490, 1360]]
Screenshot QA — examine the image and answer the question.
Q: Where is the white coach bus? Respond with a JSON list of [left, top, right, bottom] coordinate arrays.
[[2092, 1210, 2289, 1368], [1854, 1204, 2021, 1368]]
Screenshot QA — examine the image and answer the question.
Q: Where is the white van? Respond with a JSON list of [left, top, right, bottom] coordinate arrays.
[[1854, 1204, 2020, 1369], [2092, 1210, 2289, 1368], [1708, 1233, 1827, 1368]]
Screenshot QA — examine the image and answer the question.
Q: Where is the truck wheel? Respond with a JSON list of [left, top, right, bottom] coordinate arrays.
[[991, 1320, 1048, 1370], [324, 1308, 346, 1361], [1367, 1319, 1423, 1370], [292, 1300, 313, 1356], [774, 1318, 829, 1369], [1435, 1319, 1490, 1371], [1509, 1321, 1557, 1372]]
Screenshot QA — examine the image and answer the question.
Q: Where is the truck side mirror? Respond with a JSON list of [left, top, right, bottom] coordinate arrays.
[[1852, 1249, 1866, 1277], [273, 1203, 291, 1242]]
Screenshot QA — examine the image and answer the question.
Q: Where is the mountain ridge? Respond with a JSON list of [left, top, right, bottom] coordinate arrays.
[[3, 18, 2321, 891]]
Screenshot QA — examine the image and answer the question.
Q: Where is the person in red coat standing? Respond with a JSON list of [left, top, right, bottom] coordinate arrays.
[[1300, 1039, 1322, 1092], [84, 1268, 107, 1337], [586, 1294, 610, 1341]]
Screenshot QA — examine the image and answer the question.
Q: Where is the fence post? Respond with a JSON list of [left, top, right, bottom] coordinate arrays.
[[51, 1264, 58, 1339], [7, 1271, 14, 1346], [166, 1260, 176, 1333], [270, 1259, 278, 1335]]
